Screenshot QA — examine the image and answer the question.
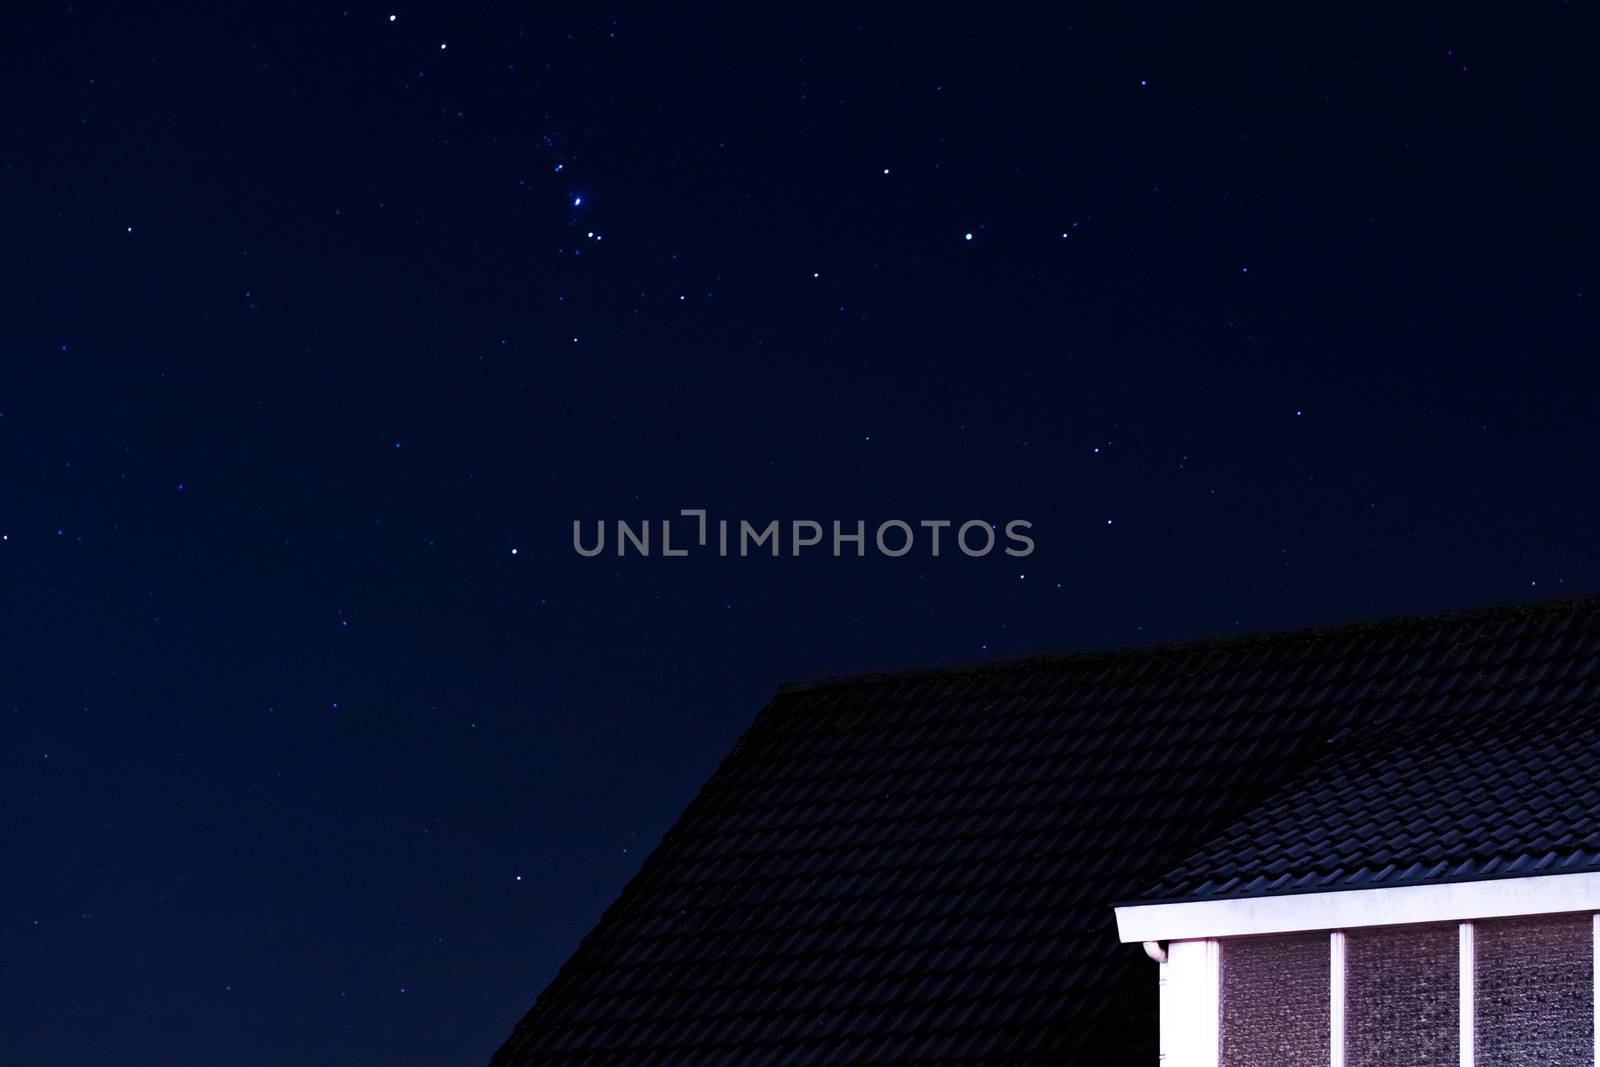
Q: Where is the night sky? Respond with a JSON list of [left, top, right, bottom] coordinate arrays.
[[5, 4, 1598, 1064]]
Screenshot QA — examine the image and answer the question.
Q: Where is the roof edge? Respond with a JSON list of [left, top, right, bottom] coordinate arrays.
[[776, 592, 1600, 696], [1112, 858, 1600, 912], [1113, 866, 1600, 942]]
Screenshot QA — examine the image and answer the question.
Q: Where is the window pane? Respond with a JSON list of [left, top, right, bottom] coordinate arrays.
[[1346, 923, 1458, 1067], [1220, 932, 1330, 1067], [1476, 912, 1594, 1066]]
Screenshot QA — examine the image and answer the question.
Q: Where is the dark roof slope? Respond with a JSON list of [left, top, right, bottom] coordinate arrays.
[[490, 597, 1600, 1067], [1140, 695, 1600, 903]]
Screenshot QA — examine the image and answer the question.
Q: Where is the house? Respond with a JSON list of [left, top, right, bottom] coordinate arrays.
[[488, 597, 1600, 1065]]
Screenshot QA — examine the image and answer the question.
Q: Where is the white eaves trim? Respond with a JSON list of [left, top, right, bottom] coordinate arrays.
[[1115, 870, 1600, 944]]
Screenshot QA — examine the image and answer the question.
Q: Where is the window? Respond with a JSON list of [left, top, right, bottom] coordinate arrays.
[[1220, 932, 1329, 1066], [1202, 915, 1599, 1066], [1345, 923, 1459, 1067], [1119, 875, 1600, 1067], [1475, 912, 1593, 1066]]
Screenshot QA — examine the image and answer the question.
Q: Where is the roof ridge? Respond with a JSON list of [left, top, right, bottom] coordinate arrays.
[[495, 590, 1600, 1065], [775, 592, 1600, 694]]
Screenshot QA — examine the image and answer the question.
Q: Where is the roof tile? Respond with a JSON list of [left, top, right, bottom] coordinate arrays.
[[491, 597, 1600, 1066]]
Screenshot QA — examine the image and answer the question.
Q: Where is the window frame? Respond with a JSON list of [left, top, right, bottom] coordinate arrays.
[[1118, 875, 1600, 1067]]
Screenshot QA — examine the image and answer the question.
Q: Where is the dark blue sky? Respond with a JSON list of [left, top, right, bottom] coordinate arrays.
[[4, 4, 1597, 1064]]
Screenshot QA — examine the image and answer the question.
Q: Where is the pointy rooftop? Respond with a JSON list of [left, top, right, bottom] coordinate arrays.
[[491, 595, 1600, 1067]]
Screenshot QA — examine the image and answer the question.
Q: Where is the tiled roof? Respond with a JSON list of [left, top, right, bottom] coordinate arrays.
[[489, 597, 1600, 1067], [1140, 692, 1600, 903]]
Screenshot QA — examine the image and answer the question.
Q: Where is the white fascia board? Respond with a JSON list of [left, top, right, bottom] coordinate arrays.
[[1115, 870, 1600, 944]]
